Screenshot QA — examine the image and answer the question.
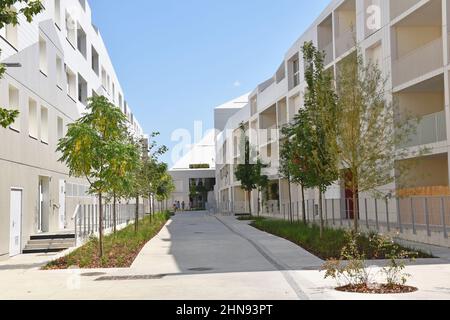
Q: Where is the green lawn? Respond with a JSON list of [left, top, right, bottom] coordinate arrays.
[[250, 218, 433, 260], [43, 212, 170, 269]]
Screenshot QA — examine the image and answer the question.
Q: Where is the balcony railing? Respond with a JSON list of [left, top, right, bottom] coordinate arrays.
[[392, 37, 443, 87], [401, 110, 447, 148]]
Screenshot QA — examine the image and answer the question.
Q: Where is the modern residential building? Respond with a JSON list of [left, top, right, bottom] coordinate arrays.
[[0, 0, 146, 259], [168, 130, 216, 211], [214, 0, 450, 247]]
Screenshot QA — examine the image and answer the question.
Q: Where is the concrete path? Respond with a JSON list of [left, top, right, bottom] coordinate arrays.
[[1, 211, 450, 300]]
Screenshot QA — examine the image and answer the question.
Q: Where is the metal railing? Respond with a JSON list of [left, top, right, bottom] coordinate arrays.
[[392, 37, 443, 87], [218, 195, 450, 246], [73, 203, 143, 245], [275, 196, 450, 242], [401, 111, 447, 148]]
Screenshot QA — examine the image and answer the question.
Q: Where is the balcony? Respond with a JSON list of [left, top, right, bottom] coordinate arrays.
[[335, 29, 355, 58], [392, 38, 443, 88], [390, 0, 422, 21], [322, 42, 334, 66], [401, 111, 447, 148]]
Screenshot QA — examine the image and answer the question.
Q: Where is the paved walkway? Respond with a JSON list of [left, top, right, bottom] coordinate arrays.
[[1, 211, 450, 299]]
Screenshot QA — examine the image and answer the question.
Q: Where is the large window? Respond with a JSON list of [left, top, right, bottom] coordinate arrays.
[[28, 98, 38, 139], [39, 36, 48, 74], [101, 67, 107, 88], [8, 85, 20, 132], [77, 24, 87, 58], [5, 7, 18, 48], [78, 74, 88, 105], [292, 58, 300, 87], [57, 116, 64, 140], [91, 46, 99, 75], [65, 11, 76, 47], [66, 65, 76, 99], [40, 106, 49, 144], [56, 56, 63, 88]]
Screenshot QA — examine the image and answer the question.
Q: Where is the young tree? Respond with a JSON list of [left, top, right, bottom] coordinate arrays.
[[279, 138, 295, 223], [57, 96, 132, 257], [335, 50, 422, 232], [0, 1, 44, 127], [285, 42, 339, 237], [234, 123, 268, 216], [255, 159, 269, 217], [107, 135, 141, 234], [155, 172, 175, 209]]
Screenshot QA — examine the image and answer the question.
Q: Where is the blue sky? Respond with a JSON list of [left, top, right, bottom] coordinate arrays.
[[89, 0, 330, 166]]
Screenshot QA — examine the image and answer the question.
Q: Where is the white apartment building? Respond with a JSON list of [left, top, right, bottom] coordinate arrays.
[[0, 0, 145, 259], [215, 0, 450, 247]]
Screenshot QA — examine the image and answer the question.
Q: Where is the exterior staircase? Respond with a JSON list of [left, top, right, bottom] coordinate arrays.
[[23, 231, 76, 254]]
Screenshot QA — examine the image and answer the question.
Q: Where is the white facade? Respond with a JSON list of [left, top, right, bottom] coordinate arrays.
[[215, 0, 450, 246], [169, 130, 216, 210], [0, 0, 146, 259]]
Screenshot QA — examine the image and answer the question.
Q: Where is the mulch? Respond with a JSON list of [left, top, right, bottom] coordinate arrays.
[[336, 283, 418, 294]]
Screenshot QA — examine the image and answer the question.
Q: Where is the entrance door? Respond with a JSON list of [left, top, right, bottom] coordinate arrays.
[[58, 180, 66, 230], [343, 170, 358, 220], [9, 189, 22, 257], [38, 177, 49, 233]]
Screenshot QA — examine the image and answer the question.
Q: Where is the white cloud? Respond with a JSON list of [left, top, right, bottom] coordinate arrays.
[[233, 80, 241, 87]]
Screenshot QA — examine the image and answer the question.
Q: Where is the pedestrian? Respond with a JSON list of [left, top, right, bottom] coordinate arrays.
[[182, 201, 185, 211]]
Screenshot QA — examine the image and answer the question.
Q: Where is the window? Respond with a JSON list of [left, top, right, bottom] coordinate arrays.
[[66, 65, 76, 99], [91, 46, 99, 75], [54, 0, 61, 26], [101, 67, 107, 88], [78, 74, 88, 105], [77, 24, 87, 58], [292, 58, 300, 87], [119, 93, 123, 110], [28, 98, 38, 138], [56, 56, 63, 88], [39, 36, 48, 74], [112, 83, 115, 102], [106, 74, 111, 93], [40, 106, 49, 144], [8, 85, 20, 131], [5, 7, 18, 48], [65, 11, 76, 47], [57, 116, 64, 140], [79, 0, 86, 11]]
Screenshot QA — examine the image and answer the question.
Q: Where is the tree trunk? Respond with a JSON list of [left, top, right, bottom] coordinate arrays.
[[288, 177, 293, 224], [98, 193, 104, 258], [135, 195, 139, 233], [113, 193, 117, 234], [353, 187, 358, 233], [319, 192, 324, 239], [257, 189, 261, 217], [301, 185, 306, 224], [247, 191, 252, 216]]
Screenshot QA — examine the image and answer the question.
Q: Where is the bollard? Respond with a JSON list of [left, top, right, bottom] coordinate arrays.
[[374, 199, 379, 232], [441, 198, 448, 239]]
